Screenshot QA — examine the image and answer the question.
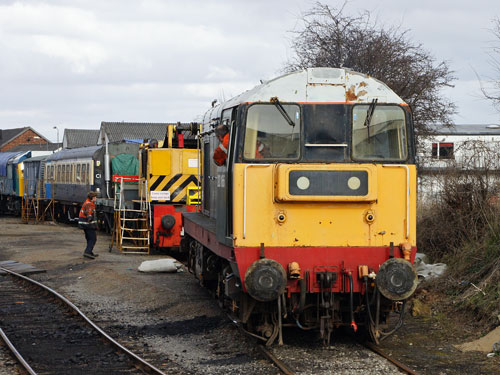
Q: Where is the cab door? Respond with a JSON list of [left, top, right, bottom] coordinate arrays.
[[216, 107, 238, 246]]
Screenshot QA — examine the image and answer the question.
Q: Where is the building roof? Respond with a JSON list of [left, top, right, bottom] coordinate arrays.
[[63, 129, 99, 148], [0, 127, 51, 148], [428, 124, 500, 136], [9, 143, 61, 152], [99, 122, 175, 144]]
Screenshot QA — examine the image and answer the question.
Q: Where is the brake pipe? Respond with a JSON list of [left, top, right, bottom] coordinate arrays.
[[348, 272, 357, 332]]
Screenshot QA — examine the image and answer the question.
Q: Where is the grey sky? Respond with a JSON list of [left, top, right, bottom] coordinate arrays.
[[0, 0, 499, 142]]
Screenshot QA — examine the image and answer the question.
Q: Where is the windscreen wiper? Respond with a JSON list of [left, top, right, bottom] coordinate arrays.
[[270, 97, 295, 127], [364, 98, 378, 142]]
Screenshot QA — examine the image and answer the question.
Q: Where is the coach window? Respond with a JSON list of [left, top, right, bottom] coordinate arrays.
[[352, 105, 407, 161], [82, 164, 87, 184], [86, 162, 91, 184], [243, 103, 301, 160], [76, 164, 81, 183], [88, 162, 93, 184]]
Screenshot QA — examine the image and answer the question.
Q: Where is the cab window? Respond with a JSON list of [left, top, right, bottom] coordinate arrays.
[[243, 103, 301, 160], [352, 105, 407, 161]]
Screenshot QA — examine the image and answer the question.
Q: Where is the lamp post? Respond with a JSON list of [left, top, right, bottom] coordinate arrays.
[[53, 126, 59, 144]]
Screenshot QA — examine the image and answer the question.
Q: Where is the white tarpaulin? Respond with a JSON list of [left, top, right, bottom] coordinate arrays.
[[414, 253, 448, 280]]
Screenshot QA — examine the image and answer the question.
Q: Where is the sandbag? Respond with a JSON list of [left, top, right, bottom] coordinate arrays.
[[138, 258, 182, 273]]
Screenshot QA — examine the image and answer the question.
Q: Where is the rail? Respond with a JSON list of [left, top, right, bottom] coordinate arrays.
[[0, 266, 167, 375]]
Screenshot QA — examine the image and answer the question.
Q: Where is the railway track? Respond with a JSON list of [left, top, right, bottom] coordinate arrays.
[[227, 312, 417, 375], [0, 266, 168, 375]]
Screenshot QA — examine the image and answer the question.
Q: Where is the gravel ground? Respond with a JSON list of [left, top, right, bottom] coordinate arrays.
[[0, 344, 19, 375], [0, 217, 277, 374], [1, 216, 498, 374]]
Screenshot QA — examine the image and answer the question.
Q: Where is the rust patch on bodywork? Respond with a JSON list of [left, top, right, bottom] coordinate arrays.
[[346, 84, 368, 102], [346, 85, 358, 101]]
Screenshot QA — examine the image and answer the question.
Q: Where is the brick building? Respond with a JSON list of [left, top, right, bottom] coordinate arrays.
[[0, 127, 51, 152]]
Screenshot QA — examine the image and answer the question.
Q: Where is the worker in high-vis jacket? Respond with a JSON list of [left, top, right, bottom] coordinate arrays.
[[79, 191, 99, 259], [213, 124, 229, 166]]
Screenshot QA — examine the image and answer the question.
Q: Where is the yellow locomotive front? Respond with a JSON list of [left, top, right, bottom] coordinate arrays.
[[233, 102, 415, 249], [183, 68, 418, 344], [138, 123, 201, 251]]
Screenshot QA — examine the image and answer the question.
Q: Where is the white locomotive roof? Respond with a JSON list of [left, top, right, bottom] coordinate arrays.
[[204, 68, 406, 123], [205, 68, 406, 123]]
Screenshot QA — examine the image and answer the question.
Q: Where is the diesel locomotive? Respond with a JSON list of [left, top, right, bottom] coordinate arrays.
[[182, 67, 418, 345]]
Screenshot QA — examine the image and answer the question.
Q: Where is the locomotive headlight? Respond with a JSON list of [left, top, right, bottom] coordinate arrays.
[[296, 176, 310, 190], [376, 258, 417, 301], [244, 259, 287, 302], [347, 176, 361, 190]]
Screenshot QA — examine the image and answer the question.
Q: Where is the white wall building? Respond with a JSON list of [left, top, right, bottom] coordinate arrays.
[[418, 124, 500, 202]]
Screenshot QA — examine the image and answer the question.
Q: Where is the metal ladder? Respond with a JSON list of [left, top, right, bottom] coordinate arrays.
[[113, 177, 151, 254]]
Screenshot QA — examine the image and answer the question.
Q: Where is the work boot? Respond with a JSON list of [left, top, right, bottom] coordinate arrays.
[[83, 253, 95, 259], [90, 253, 99, 257]]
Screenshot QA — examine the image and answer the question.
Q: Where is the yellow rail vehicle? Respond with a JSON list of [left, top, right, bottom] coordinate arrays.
[[139, 123, 200, 250], [183, 68, 418, 345]]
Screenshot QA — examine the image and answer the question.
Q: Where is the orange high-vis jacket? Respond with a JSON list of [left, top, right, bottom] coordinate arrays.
[[213, 133, 229, 166], [78, 199, 97, 229]]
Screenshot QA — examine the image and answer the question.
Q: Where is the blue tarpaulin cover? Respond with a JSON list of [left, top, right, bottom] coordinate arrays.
[[0, 152, 22, 176]]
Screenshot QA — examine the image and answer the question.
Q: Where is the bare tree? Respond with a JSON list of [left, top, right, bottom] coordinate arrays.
[[482, 17, 500, 112], [285, 2, 456, 135]]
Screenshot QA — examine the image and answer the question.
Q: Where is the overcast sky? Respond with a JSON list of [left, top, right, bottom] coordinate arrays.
[[1, 0, 499, 142]]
